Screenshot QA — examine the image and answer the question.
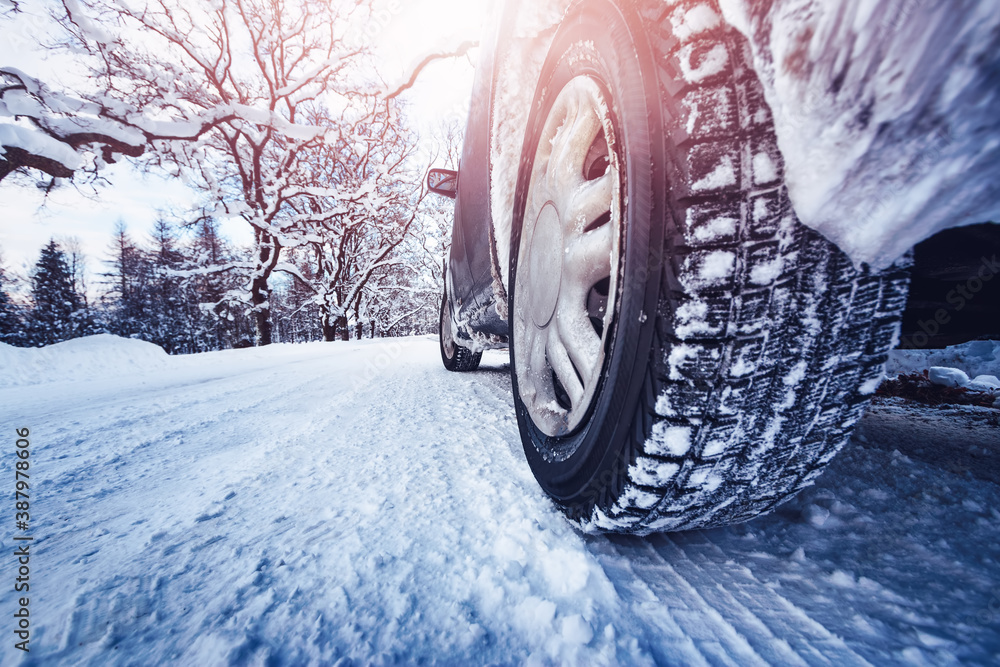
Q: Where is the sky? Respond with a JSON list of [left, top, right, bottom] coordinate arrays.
[[0, 0, 491, 287]]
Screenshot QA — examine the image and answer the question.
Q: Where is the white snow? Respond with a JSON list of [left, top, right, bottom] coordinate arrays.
[[687, 249, 736, 287], [928, 366, 971, 389], [674, 298, 714, 340], [0, 335, 169, 387], [752, 150, 778, 185], [61, 0, 114, 45], [669, 4, 722, 42], [718, 0, 1000, 269], [648, 423, 692, 457], [887, 340, 1000, 381], [969, 375, 1000, 392], [0, 122, 84, 171], [691, 155, 737, 192], [677, 41, 730, 84], [691, 213, 738, 243], [1, 335, 998, 664], [749, 258, 783, 285]]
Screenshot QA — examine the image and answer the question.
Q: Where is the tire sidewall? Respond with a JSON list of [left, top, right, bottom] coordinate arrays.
[[440, 288, 458, 368], [508, 0, 665, 513]]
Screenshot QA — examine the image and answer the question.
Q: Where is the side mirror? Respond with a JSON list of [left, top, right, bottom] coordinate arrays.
[[428, 168, 458, 199]]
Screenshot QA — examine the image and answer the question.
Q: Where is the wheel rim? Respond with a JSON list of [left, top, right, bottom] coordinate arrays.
[[513, 75, 622, 438]]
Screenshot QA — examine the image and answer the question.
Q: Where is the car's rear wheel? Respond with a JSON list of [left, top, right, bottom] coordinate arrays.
[[440, 286, 482, 372], [508, 0, 910, 533]]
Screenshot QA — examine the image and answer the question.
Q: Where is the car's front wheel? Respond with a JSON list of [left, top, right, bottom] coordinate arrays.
[[508, 0, 910, 533]]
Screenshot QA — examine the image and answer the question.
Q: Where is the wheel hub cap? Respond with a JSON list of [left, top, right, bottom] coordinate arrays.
[[513, 75, 621, 438], [528, 203, 563, 328]]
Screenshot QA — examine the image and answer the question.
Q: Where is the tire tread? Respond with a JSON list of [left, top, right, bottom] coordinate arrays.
[[578, 0, 910, 533]]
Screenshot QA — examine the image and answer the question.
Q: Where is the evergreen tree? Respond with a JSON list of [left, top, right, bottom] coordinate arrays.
[[184, 219, 253, 350], [25, 239, 94, 346], [0, 254, 22, 345], [103, 221, 152, 342], [146, 219, 190, 353]]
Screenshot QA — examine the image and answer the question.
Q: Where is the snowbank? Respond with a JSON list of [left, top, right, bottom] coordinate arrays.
[[0, 334, 170, 387], [886, 340, 1000, 380]]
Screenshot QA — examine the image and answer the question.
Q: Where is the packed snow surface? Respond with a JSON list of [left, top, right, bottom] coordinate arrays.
[[2, 336, 998, 664]]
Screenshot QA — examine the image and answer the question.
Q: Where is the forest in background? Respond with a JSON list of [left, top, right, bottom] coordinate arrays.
[[1, 0, 467, 351]]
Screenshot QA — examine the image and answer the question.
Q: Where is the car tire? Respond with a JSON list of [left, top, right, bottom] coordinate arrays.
[[440, 286, 482, 372], [507, 0, 910, 533]]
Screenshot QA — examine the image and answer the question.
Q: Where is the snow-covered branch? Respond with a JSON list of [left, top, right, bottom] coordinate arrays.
[[384, 40, 478, 101]]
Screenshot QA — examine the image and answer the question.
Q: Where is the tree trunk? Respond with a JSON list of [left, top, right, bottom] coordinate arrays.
[[250, 274, 272, 346], [321, 312, 337, 342], [339, 316, 350, 341]]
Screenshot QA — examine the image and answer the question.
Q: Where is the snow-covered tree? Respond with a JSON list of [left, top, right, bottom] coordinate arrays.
[[145, 218, 200, 353], [24, 238, 98, 346], [282, 102, 428, 341], [0, 249, 23, 345], [53, 0, 391, 346], [179, 218, 254, 350], [102, 221, 152, 341], [345, 120, 464, 339], [0, 65, 146, 185]]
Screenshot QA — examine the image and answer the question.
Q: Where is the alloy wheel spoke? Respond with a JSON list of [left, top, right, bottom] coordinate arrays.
[[564, 220, 614, 287], [526, 323, 549, 404], [556, 309, 602, 386], [549, 102, 601, 205], [546, 328, 586, 408], [563, 170, 614, 234]]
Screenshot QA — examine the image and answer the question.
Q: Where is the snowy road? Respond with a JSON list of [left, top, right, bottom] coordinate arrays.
[[2, 336, 998, 665]]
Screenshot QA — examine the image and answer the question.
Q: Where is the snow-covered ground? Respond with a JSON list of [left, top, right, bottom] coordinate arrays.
[[1, 336, 998, 665], [888, 340, 1000, 384]]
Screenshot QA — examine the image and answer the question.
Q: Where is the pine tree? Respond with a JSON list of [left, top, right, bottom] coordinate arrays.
[[185, 219, 254, 350], [0, 254, 22, 345], [147, 218, 208, 353], [25, 239, 92, 346], [102, 221, 152, 342]]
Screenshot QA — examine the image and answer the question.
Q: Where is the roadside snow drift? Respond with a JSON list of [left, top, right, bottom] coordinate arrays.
[[887, 339, 1000, 381], [0, 335, 170, 388]]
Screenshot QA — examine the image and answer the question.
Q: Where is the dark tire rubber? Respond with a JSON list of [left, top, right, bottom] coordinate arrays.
[[508, 0, 910, 533], [440, 288, 482, 372]]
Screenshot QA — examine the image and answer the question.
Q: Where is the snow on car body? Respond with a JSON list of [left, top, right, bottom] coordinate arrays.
[[431, 0, 1000, 533]]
